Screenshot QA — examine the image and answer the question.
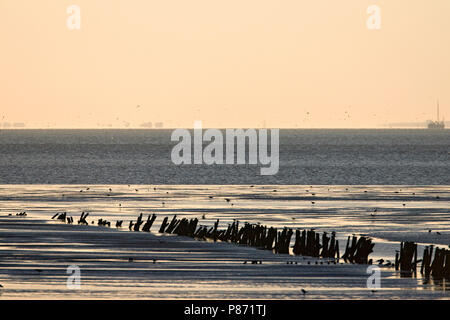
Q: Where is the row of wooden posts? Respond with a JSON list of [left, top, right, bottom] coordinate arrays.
[[49, 211, 450, 279], [51, 212, 377, 264], [394, 241, 450, 279]]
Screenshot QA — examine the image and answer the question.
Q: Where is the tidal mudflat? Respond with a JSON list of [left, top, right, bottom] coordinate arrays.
[[0, 185, 449, 299]]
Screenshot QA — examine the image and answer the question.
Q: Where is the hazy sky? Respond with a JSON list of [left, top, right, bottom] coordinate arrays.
[[1, 0, 449, 128]]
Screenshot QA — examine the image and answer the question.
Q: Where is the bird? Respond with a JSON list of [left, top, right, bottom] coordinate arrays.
[[225, 198, 231, 202], [437, 232, 442, 235], [311, 201, 315, 204], [301, 289, 307, 295]]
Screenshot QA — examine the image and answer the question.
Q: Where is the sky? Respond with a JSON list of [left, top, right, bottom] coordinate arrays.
[[0, 0, 449, 128]]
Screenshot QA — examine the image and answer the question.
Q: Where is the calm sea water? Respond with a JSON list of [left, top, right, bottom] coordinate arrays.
[[0, 129, 448, 184]]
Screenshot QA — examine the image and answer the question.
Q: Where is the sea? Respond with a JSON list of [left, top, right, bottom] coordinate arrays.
[[0, 129, 449, 184]]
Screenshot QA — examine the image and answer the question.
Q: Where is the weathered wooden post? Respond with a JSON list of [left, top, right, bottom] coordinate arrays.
[[159, 217, 168, 233]]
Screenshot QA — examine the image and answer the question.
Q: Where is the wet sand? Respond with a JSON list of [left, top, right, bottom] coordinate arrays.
[[0, 185, 449, 299]]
